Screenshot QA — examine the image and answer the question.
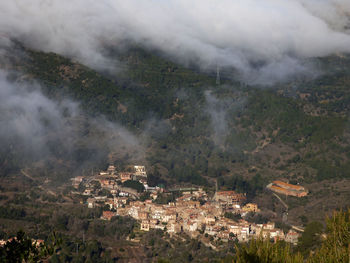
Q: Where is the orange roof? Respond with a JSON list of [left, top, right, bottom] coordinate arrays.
[[217, 191, 237, 196], [270, 185, 308, 197], [138, 211, 148, 215], [102, 211, 115, 219], [270, 185, 292, 194], [103, 211, 114, 215], [273, 181, 303, 190]]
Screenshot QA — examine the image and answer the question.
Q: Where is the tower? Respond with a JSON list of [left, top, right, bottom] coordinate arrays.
[[213, 179, 219, 202]]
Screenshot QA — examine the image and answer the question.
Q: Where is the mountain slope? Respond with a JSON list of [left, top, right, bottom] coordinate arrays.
[[1, 41, 350, 224]]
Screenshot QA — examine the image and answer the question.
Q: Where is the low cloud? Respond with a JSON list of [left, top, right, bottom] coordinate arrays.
[[205, 91, 229, 146], [0, 70, 144, 175], [205, 90, 246, 147], [1, 0, 350, 84]]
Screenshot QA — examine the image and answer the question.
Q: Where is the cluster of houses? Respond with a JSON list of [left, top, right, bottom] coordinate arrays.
[[267, 180, 308, 197], [100, 188, 300, 244], [71, 164, 162, 209], [72, 165, 301, 244], [71, 164, 160, 206]]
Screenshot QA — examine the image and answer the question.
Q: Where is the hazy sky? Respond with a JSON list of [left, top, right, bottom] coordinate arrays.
[[1, 0, 350, 83]]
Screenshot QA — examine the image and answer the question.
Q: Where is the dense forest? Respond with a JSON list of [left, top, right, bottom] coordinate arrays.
[[4, 43, 350, 184]]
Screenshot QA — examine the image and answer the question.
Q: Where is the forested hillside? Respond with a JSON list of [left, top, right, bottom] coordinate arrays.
[[1, 41, 350, 225]]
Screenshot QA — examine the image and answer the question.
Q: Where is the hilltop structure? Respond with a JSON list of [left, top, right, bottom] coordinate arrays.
[[267, 180, 308, 197]]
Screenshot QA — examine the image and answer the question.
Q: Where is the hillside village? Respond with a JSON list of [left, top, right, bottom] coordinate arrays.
[[71, 164, 302, 246]]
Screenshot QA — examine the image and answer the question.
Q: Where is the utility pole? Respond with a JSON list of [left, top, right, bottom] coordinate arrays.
[[216, 64, 220, 86]]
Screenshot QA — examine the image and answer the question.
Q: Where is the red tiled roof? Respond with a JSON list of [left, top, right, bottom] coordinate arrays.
[[217, 191, 237, 196], [273, 181, 304, 190]]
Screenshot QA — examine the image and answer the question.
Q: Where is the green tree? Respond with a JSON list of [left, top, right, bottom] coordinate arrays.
[[0, 230, 40, 263], [0, 230, 60, 263], [309, 209, 350, 263], [234, 238, 303, 263], [122, 180, 145, 192], [297, 221, 323, 255]]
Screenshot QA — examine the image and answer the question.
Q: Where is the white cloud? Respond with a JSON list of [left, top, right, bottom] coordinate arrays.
[[0, 70, 143, 165], [1, 0, 350, 84]]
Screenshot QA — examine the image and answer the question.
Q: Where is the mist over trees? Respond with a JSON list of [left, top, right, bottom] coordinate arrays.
[[1, 0, 350, 84]]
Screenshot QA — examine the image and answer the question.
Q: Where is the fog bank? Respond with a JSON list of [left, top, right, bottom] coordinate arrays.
[[1, 0, 350, 84]]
